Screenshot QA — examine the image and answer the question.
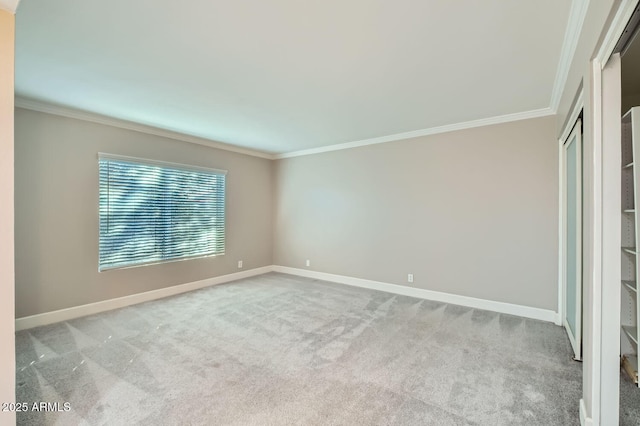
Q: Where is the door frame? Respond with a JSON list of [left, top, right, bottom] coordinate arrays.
[[591, 49, 622, 426], [589, 1, 635, 420]]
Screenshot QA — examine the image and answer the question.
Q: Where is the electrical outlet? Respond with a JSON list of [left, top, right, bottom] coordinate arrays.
[[407, 273, 414, 283], [306, 259, 311, 267], [238, 260, 243, 269]]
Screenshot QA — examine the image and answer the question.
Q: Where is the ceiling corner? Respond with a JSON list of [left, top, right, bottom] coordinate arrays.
[[0, 0, 20, 13]]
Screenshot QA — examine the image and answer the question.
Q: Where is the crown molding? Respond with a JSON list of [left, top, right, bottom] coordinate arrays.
[[14, 97, 276, 160], [16, 97, 555, 161], [549, 0, 590, 112], [0, 0, 20, 13], [559, 88, 584, 143], [275, 107, 555, 159]]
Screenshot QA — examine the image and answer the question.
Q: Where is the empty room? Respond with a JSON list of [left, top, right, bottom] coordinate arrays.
[[3, 1, 640, 425]]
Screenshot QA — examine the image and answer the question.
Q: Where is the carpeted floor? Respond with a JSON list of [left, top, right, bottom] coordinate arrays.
[[15, 272, 582, 425], [620, 365, 640, 426]]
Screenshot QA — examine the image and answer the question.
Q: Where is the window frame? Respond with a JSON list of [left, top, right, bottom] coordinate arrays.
[[97, 152, 227, 272]]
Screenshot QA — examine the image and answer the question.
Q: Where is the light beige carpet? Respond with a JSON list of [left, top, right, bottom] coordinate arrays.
[[16, 272, 581, 425], [620, 365, 640, 425]]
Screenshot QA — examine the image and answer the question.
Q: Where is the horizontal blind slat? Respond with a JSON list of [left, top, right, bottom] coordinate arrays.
[[99, 157, 225, 271]]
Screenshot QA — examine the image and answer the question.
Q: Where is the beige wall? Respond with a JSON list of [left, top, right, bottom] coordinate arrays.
[[0, 8, 16, 423], [274, 116, 559, 310], [14, 108, 273, 318]]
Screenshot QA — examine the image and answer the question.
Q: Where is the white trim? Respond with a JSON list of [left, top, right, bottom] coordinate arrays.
[[587, 50, 623, 426], [275, 107, 555, 159], [16, 264, 562, 331], [565, 317, 580, 356], [560, 90, 585, 144], [558, 133, 565, 327], [273, 266, 559, 323], [595, 0, 639, 64], [580, 399, 594, 426], [550, 0, 591, 112], [15, 264, 561, 331], [575, 119, 584, 361], [14, 266, 272, 331], [17, 99, 556, 162], [598, 52, 622, 426], [590, 57, 604, 426], [0, 0, 20, 13], [98, 152, 228, 175], [14, 97, 275, 160]]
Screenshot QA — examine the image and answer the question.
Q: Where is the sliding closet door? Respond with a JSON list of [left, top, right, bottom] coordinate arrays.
[[563, 119, 583, 361]]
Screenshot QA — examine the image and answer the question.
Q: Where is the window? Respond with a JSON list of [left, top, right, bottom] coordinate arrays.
[[98, 153, 226, 271]]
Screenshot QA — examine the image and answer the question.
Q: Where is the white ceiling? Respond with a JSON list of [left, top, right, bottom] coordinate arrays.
[[15, 0, 574, 156], [0, 0, 19, 13]]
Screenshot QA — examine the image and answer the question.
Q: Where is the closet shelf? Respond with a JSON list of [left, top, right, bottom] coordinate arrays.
[[621, 107, 640, 388], [623, 326, 639, 345], [623, 280, 638, 293]]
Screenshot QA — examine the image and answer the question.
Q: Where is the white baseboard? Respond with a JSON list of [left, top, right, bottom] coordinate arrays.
[[15, 266, 272, 331], [16, 265, 560, 330], [580, 399, 593, 426], [273, 266, 559, 323]]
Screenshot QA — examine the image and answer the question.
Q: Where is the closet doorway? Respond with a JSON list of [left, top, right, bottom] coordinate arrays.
[[618, 7, 640, 422]]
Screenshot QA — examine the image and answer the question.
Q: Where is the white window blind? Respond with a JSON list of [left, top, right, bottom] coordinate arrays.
[[99, 153, 226, 271]]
